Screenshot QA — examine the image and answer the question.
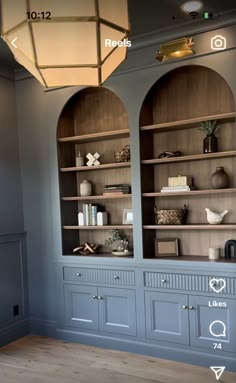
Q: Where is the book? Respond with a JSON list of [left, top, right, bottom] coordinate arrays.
[[104, 183, 130, 188], [102, 191, 130, 195], [91, 205, 97, 225], [160, 186, 195, 192]]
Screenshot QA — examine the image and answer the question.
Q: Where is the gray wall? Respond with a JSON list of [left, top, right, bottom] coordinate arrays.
[[15, 25, 236, 328], [0, 73, 28, 343]]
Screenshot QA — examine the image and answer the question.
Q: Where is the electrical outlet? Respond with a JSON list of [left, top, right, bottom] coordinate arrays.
[[13, 304, 19, 316]]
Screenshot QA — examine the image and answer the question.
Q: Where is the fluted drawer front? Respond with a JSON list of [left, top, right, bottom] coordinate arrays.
[[144, 272, 236, 295], [63, 267, 135, 286]]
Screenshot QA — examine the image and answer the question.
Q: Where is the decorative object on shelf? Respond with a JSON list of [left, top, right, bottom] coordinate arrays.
[[155, 238, 179, 257], [73, 242, 100, 255], [80, 180, 92, 196], [78, 212, 85, 226], [208, 247, 220, 260], [123, 209, 133, 224], [75, 150, 84, 167], [1, 1, 130, 87], [97, 212, 108, 226], [224, 239, 236, 259], [211, 166, 229, 189], [205, 208, 228, 224], [156, 37, 195, 62], [105, 229, 131, 256], [199, 120, 219, 153], [168, 175, 192, 187], [158, 151, 182, 159], [154, 205, 188, 225], [161, 175, 195, 193], [114, 145, 130, 162], [103, 184, 131, 195], [86, 152, 101, 166]]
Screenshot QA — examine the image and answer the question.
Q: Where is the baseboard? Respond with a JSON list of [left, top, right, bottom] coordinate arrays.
[[55, 328, 236, 372], [0, 320, 29, 347], [29, 319, 236, 372], [30, 318, 57, 337]]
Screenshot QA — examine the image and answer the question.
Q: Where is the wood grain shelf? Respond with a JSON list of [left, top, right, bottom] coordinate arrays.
[[142, 188, 236, 198], [62, 194, 132, 201], [141, 151, 236, 165], [60, 162, 131, 172], [145, 255, 236, 263], [143, 224, 236, 230], [140, 112, 236, 133], [63, 225, 133, 230], [58, 129, 130, 144], [71, 252, 133, 258]]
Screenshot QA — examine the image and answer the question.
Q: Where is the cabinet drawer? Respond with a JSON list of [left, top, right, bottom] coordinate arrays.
[[144, 272, 236, 295], [63, 267, 135, 286]]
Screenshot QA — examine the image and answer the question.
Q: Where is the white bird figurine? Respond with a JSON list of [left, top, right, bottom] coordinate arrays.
[[205, 208, 228, 225]]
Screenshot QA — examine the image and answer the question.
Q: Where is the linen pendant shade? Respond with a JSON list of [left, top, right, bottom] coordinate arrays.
[[1, 0, 130, 87]]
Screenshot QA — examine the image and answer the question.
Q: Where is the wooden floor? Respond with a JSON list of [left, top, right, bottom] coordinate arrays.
[[0, 336, 235, 383]]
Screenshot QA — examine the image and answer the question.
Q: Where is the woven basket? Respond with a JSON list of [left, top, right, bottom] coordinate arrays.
[[114, 145, 130, 162], [154, 205, 187, 225]]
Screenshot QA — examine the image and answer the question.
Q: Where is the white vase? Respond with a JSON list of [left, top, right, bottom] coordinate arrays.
[[76, 151, 84, 167], [80, 180, 92, 196]]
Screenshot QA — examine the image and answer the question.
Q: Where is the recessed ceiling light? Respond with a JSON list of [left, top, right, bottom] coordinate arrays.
[[181, 1, 203, 13]]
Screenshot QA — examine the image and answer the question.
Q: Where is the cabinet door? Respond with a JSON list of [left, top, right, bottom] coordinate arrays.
[[64, 284, 99, 330], [189, 296, 236, 353], [98, 287, 136, 336], [145, 291, 189, 344]]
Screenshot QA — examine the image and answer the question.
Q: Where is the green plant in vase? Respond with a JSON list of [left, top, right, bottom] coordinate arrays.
[[199, 120, 219, 153], [105, 229, 129, 254]]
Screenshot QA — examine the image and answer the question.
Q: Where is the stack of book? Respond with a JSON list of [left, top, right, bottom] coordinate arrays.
[[103, 184, 131, 195], [160, 185, 195, 193], [79, 204, 106, 226]]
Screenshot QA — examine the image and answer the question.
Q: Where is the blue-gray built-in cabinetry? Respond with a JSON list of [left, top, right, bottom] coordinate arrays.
[[54, 64, 236, 371]]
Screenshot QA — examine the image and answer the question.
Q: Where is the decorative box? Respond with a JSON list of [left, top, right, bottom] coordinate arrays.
[[168, 175, 192, 187]]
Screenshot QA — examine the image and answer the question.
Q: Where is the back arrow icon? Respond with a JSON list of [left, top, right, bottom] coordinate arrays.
[[11, 37, 17, 48]]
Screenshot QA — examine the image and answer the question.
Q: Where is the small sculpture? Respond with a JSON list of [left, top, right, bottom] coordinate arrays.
[[73, 243, 100, 255], [86, 152, 100, 166], [205, 208, 228, 225], [224, 240, 236, 259]]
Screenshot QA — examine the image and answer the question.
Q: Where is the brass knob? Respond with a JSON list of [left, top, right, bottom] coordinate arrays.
[[161, 279, 167, 283], [97, 296, 103, 300], [113, 275, 119, 280], [189, 306, 194, 310], [182, 305, 188, 309], [76, 273, 81, 277], [92, 295, 98, 299]]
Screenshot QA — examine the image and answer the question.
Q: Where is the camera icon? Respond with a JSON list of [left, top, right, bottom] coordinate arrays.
[[211, 35, 226, 50]]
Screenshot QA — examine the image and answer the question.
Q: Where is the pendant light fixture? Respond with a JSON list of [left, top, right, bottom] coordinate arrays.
[[1, 0, 130, 87], [156, 37, 195, 62]]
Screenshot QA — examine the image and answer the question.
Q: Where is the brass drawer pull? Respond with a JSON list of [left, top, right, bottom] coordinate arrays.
[[76, 273, 81, 277]]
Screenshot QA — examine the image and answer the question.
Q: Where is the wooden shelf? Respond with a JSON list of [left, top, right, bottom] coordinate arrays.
[[143, 224, 236, 230], [142, 188, 236, 198], [145, 255, 236, 263], [141, 151, 236, 165], [62, 194, 132, 201], [140, 112, 236, 133], [58, 129, 130, 144], [63, 225, 133, 230], [71, 252, 133, 258], [60, 162, 131, 172]]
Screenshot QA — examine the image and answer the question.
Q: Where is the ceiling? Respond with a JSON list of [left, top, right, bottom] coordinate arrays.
[[0, 0, 236, 71]]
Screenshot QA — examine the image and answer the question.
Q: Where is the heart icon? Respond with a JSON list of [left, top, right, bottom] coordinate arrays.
[[209, 278, 226, 293]]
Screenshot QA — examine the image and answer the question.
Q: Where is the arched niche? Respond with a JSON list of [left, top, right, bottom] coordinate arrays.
[[139, 65, 236, 259], [140, 65, 235, 127], [57, 87, 131, 256]]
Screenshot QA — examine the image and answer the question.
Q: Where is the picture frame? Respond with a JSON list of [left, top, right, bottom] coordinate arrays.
[[123, 209, 133, 224], [155, 238, 179, 257]]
